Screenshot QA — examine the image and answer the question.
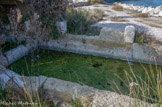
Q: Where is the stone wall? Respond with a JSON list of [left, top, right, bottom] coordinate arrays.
[[0, 30, 161, 106], [39, 32, 162, 66], [0, 65, 156, 107]]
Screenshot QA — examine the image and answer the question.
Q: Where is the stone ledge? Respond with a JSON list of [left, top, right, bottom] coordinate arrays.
[[133, 43, 162, 65], [0, 67, 156, 107]]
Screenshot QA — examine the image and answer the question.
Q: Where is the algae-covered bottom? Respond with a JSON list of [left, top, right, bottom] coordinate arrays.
[[9, 49, 162, 95]]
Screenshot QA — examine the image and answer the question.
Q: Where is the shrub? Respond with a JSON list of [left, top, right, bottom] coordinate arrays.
[[89, 0, 104, 5], [134, 31, 160, 44], [134, 31, 145, 43], [66, 8, 103, 35], [6, 0, 68, 39], [30, 0, 68, 22]]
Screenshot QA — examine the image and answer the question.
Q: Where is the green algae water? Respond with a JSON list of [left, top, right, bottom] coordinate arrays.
[[9, 49, 162, 97]]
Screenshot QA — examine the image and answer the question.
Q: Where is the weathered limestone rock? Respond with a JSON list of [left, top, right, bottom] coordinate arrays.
[[92, 91, 156, 107], [4, 45, 30, 65], [99, 27, 124, 43], [24, 20, 31, 32], [159, 11, 162, 16], [142, 8, 148, 14], [40, 34, 133, 61], [4, 44, 36, 66], [0, 40, 37, 67], [23, 76, 47, 96], [133, 43, 162, 65], [43, 78, 95, 107], [154, 6, 162, 14], [124, 26, 135, 43], [3, 75, 47, 98], [0, 55, 8, 67], [0, 70, 24, 89], [56, 21, 67, 35], [0, 65, 7, 74]]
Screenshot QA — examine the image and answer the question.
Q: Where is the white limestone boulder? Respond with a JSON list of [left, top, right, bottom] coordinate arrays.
[[23, 76, 47, 96], [124, 26, 135, 43], [159, 11, 162, 16], [154, 6, 162, 14], [142, 8, 148, 13]]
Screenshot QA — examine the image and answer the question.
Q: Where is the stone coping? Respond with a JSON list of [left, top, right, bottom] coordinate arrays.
[[2, 30, 162, 66], [0, 35, 161, 106], [0, 65, 156, 107]]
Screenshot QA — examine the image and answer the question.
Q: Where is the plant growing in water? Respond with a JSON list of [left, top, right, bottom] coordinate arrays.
[[115, 63, 162, 105]]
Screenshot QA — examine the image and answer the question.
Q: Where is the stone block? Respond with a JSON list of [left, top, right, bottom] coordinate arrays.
[[124, 26, 135, 43], [99, 27, 124, 43], [43, 78, 95, 106], [133, 43, 162, 65], [23, 76, 47, 96], [56, 21, 67, 35]]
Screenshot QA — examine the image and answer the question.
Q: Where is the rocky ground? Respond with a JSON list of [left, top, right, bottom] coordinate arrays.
[[76, 4, 162, 43]]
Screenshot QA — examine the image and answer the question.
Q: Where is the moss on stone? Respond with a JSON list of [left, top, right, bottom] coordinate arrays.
[[89, 39, 132, 50]]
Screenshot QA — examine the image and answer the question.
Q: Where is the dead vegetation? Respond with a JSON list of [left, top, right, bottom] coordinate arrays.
[[136, 20, 162, 28], [111, 18, 129, 22], [142, 18, 162, 25], [133, 13, 149, 18], [112, 5, 123, 11], [0, 0, 68, 40], [89, 0, 106, 5]]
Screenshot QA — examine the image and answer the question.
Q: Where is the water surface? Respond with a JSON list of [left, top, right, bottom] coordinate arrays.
[[106, 0, 162, 7]]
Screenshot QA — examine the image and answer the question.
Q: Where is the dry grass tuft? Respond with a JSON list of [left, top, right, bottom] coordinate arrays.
[[136, 20, 162, 28], [112, 5, 123, 11], [111, 18, 129, 22], [133, 13, 149, 18], [142, 18, 162, 25]]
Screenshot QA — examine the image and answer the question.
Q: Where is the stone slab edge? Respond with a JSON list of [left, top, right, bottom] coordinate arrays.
[[0, 65, 156, 107]]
